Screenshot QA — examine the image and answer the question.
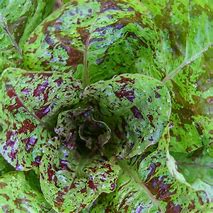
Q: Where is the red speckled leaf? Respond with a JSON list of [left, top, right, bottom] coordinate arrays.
[[0, 68, 82, 170], [0, 172, 51, 212], [83, 74, 171, 158], [23, 0, 160, 83], [39, 137, 120, 212], [92, 129, 212, 212]]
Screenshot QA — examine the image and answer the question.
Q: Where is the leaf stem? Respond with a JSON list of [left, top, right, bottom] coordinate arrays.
[[118, 160, 163, 212], [83, 41, 90, 88], [162, 43, 212, 83], [176, 161, 213, 169], [0, 13, 22, 57]]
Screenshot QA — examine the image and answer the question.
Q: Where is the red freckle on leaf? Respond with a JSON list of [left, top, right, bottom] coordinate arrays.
[[100, 1, 120, 12], [155, 91, 161, 98], [54, 78, 63, 86], [45, 34, 55, 47], [21, 88, 31, 95], [59, 160, 70, 171], [114, 127, 125, 139], [147, 114, 153, 123], [43, 87, 50, 103], [77, 27, 90, 44], [206, 96, 213, 104], [188, 201, 195, 210], [0, 182, 7, 189], [28, 34, 38, 44], [147, 114, 155, 128], [37, 73, 52, 77], [103, 163, 113, 174], [196, 191, 206, 205], [70, 183, 76, 189], [80, 203, 86, 209], [31, 156, 42, 167], [14, 198, 29, 207], [119, 196, 130, 210], [7, 87, 16, 98], [111, 183, 116, 190], [33, 81, 49, 97], [18, 119, 36, 134], [55, 191, 65, 207], [124, 205, 129, 212], [166, 201, 182, 213], [100, 173, 107, 182], [88, 180, 97, 190], [131, 106, 143, 119], [115, 89, 135, 102], [35, 104, 51, 119], [23, 137, 37, 152], [5, 131, 16, 148], [8, 149, 18, 161], [146, 162, 161, 180], [116, 76, 135, 84], [62, 45, 83, 67], [145, 176, 173, 201], [0, 194, 10, 201], [63, 186, 69, 193], [7, 97, 23, 112], [80, 187, 87, 193], [88, 166, 97, 173], [47, 164, 55, 182]]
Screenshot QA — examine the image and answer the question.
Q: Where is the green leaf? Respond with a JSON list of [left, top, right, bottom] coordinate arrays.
[[173, 148, 213, 200], [0, 0, 55, 71], [92, 128, 212, 212], [193, 116, 213, 147], [169, 113, 204, 154], [0, 68, 82, 170], [39, 137, 120, 212], [169, 113, 212, 154], [23, 0, 160, 83], [0, 154, 13, 176], [0, 172, 51, 212], [83, 73, 171, 158]]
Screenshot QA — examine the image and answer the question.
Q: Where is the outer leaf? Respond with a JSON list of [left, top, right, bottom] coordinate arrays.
[[138, 143, 212, 212], [23, 0, 160, 83], [173, 148, 213, 200], [169, 111, 212, 154], [0, 172, 51, 212], [91, 171, 161, 212], [39, 138, 120, 212], [0, 68, 82, 170], [92, 129, 212, 212], [193, 116, 213, 148], [169, 113, 204, 154], [83, 73, 171, 158], [0, 0, 55, 71]]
